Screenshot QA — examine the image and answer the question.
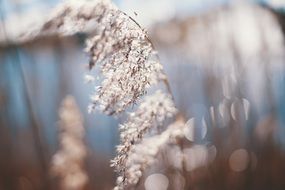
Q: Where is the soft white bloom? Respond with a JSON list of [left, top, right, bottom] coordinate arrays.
[[111, 90, 176, 170], [37, 0, 167, 114], [51, 96, 88, 190], [36, 1, 177, 189], [86, 13, 167, 114], [113, 118, 184, 189]]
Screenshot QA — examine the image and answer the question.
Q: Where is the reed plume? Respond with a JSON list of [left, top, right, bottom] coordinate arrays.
[[114, 119, 185, 190], [33, 0, 167, 115], [51, 95, 88, 190], [111, 90, 177, 189], [33, 0, 177, 189]]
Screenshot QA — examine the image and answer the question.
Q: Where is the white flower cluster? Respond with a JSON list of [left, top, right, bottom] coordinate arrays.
[[114, 119, 185, 190], [51, 96, 88, 190], [36, 1, 177, 189], [111, 90, 177, 189], [37, 0, 167, 115], [85, 9, 166, 114]]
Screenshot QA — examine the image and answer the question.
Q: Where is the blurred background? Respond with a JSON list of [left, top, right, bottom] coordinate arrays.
[[1, 0, 285, 189]]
